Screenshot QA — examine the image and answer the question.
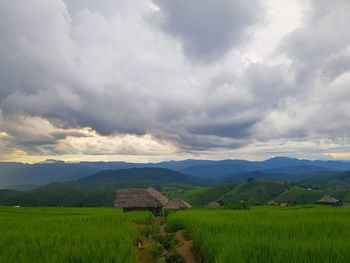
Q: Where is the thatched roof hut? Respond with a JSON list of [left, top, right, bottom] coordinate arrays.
[[207, 201, 221, 208], [267, 201, 278, 206], [115, 187, 169, 215], [164, 199, 192, 210], [318, 194, 340, 206]]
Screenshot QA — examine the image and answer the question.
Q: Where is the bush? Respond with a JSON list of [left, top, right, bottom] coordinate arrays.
[[165, 252, 186, 263], [160, 233, 177, 250], [148, 244, 163, 259]]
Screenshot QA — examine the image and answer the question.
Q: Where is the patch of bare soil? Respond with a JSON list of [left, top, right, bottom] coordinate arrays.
[[175, 230, 198, 263], [160, 224, 167, 238], [137, 236, 153, 263]]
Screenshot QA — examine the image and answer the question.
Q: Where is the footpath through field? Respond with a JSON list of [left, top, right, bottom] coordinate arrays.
[[175, 230, 198, 263]]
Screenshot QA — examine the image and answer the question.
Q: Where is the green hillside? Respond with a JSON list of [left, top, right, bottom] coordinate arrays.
[[161, 184, 236, 206], [219, 180, 288, 205], [273, 186, 349, 205]]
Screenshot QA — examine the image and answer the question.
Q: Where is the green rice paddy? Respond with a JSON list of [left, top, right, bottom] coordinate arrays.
[[2, 205, 350, 263], [0, 206, 152, 263], [167, 206, 350, 263]]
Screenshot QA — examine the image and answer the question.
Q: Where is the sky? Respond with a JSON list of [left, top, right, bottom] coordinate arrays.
[[0, 0, 350, 163]]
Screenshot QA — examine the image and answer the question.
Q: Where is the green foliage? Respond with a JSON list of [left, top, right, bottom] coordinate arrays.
[[224, 200, 249, 210], [164, 252, 186, 263], [0, 206, 151, 263], [148, 244, 163, 259], [167, 206, 350, 263], [160, 233, 177, 251]]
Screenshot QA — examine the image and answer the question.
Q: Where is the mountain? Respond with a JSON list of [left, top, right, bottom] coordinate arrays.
[[178, 157, 350, 181], [179, 160, 258, 180], [63, 167, 206, 191], [0, 168, 205, 207], [2, 157, 350, 189], [222, 165, 333, 183]]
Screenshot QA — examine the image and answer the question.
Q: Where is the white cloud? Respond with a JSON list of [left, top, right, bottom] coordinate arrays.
[[0, 0, 349, 162]]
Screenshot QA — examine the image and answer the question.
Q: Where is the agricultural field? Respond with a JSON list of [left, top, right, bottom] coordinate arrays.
[[0, 206, 152, 263], [167, 206, 350, 263]]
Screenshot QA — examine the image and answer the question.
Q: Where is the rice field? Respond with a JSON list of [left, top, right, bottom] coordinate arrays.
[[167, 206, 350, 263], [0, 206, 152, 263]]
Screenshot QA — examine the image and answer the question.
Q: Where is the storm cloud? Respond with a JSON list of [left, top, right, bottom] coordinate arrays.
[[152, 0, 265, 62], [0, 0, 350, 161]]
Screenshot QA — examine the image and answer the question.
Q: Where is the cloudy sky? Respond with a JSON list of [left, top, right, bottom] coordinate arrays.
[[0, 0, 350, 163]]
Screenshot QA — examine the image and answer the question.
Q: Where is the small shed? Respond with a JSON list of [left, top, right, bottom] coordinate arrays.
[[164, 199, 192, 210], [115, 187, 169, 215], [318, 194, 340, 206], [207, 201, 221, 208]]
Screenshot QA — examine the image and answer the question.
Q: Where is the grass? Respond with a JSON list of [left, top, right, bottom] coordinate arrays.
[[0, 206, 152, 263], [167, 206, 350, 263]]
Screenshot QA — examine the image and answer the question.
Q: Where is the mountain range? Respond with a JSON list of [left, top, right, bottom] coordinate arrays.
[[1, 157, 350, 189], [1, 157, 350, 207]]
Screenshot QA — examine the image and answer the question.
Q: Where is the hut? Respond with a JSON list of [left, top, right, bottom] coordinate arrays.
[[267, 201, 278, 206], [115, 187, 168, 215], [207, 201, 221, 208], [318, 194, 340, 206], [164, 198, 192, 210]]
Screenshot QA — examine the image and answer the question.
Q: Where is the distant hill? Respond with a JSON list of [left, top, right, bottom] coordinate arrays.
[[272, 186, 349, 205], [0, 168, 204, 207], [222, 166, 333, 183], [299, 171, 350, 188], [218, 181, 288, 205]]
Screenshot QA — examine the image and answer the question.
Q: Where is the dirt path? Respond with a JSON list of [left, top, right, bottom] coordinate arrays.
[[137, 236, 152, 263], [176, 230, 198, 263], [159, 224, 167, 238]]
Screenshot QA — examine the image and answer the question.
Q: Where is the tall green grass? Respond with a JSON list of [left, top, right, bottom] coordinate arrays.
[[0, 206, 152, 263], [167, 206, 350, 263]]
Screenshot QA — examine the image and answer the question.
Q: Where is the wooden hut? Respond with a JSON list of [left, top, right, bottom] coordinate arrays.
[[115, 187, 168, 215], [164, 199, 192, 210], [207, 201, 221, 208], [318, 194, 340, 206]]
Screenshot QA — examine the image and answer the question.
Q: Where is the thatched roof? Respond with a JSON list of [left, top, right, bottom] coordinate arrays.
[[318, 194, 339, 203], [164, 199, 192, 209], [207, 201, 221, 208], [115, 187, 169, 208]]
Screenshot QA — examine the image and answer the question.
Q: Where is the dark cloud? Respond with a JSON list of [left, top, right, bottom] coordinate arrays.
[[152, 0, 265, 62], [279, 0, 350, 83], [0, 0, 350, 160]]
